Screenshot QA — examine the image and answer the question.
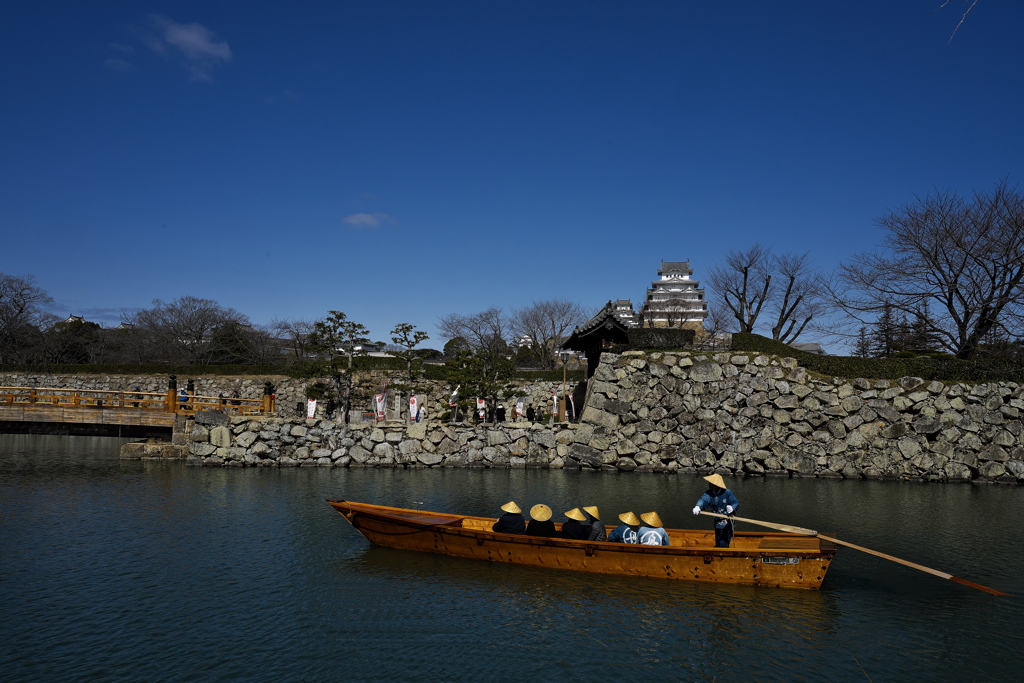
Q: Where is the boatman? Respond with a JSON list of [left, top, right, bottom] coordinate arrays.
[[692, 473, 740, 547], [492, 501, 526, 534], [608, 511, 641, 544]]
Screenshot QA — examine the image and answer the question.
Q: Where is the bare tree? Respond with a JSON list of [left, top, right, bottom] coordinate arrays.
[[0, 272, 54, 363], [437, 308, 510, 357], [768, 253, 827, 343], [707, 244, 772, 334], [508, 299, 589, 369], [121, 296, 250, 364], [835, 179, 1024, 359], [271, 318, 316, 360], [938, 0, 979, 42]]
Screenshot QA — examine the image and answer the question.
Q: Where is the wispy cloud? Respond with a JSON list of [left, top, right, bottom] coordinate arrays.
[[146, 15, 232, 82], [104, 58, 135, 73], [343, 212, 394, 229]]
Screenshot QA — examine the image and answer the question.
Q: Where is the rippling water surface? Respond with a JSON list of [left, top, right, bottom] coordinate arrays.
[[2, 434, 1022, 682]]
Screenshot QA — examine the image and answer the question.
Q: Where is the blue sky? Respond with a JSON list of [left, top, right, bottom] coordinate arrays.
[[3, 1, 1022, 349]]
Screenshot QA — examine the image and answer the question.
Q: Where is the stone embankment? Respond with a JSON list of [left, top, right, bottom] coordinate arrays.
[[581, 351, 1024, 484], [177, 350, 1024, 484], [184, 411, 578, 469]]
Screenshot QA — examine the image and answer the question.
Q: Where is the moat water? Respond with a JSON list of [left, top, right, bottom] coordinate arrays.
[[2, 434, 1022, 682]]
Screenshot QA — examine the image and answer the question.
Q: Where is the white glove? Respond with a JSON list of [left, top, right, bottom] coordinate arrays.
[[725, 505, 734, 514], [692, 506, 701, 515]]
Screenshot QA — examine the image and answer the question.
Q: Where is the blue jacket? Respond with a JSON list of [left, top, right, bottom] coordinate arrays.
[[608, 525, 638, 544], [638, 526, 670, 546], [695, 488, 739, 529]]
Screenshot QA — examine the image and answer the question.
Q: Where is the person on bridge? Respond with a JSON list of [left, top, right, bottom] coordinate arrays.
[[692, 473, 740, 548], [492, 501, 526, 534]]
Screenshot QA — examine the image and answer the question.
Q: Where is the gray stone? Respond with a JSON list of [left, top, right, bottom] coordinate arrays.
[[209, 426, 232, 448], [195, 410, 230, 427]]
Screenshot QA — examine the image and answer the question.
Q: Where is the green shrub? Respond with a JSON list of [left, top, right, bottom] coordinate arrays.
[[627, 328, 695, 350], [730, 333, 1024, 382]]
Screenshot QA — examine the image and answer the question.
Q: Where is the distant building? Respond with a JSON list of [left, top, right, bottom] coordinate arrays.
[[790, 342, 826, 355], [611, 299, 639, 327], [637, 260, 708, 332]]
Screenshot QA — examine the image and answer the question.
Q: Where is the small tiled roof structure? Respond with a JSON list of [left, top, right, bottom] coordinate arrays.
[[561, 301, 635, 377]]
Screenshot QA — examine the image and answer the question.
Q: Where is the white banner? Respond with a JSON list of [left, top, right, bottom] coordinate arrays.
[[552, 390, 558, 416], [516, 397, 524, 417], [567, 393, 575, 420], [448, 385, 459, 406], [477, 397, 486, 418], [306, 399, 317, 419], [374, 393, 386, 421], [409, 395, 418, 421]]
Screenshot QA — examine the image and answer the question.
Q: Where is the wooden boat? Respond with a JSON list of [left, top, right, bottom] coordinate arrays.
[[327, 500, 838, 590]]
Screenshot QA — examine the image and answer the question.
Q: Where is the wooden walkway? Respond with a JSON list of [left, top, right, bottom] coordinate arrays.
[[0, 386, 272, 430]]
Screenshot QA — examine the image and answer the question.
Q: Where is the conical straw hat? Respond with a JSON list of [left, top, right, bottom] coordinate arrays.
[[564, 507, 586, 522], [703, 473, 726, 489], [530, 504, 552, 521], [583, 505, 600, 520], [501, 501, 521, 514], [618, 511, 641, 526], [640, 511, 663, 528]]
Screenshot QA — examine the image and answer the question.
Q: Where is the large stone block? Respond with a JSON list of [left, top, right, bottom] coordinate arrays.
[[581, 406, 619, 429], [689, 361, 723, 382], [210, 426, 232, 448]]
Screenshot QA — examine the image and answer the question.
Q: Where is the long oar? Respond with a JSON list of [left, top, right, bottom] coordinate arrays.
[[699, 511, 1011, 596]]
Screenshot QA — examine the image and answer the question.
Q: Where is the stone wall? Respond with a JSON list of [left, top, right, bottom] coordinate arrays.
[[14, 353, 1024, 484], [183, 411, 581, 469], [0, 372, 565, 423], [176, 350, 1024, 483], [580, 351, 1024, 484]]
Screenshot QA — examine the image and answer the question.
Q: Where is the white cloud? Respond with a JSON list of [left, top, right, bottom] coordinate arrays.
[[343, 212, 394, 229], [148, 15, 232, 82]]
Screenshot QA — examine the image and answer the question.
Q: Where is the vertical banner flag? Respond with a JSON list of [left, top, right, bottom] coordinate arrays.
[[409, 395, 418, 421], [449, 385, 460, 406], [567, 393, 575, 421], [476, 397, 486, 418], [306, 399, 317, 419], [552, 390, 558, 416], [374, 393, 386, 421], [516, 397, 524, 417]]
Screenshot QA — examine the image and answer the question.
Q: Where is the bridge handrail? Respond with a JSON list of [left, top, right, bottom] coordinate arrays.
[[0, 386, 272, 415]]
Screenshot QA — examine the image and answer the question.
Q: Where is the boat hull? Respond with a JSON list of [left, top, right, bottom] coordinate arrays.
[[328, 500, 836, 590]]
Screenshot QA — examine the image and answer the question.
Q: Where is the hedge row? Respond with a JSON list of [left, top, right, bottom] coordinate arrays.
[[730, 333, 1024, 382], [627, 327, 696, 349], [0, 360, 586, 384]]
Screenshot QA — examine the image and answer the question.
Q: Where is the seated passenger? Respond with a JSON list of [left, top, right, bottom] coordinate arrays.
[[492, 501, 526, 534], [638, 511, 670, 546], [560, 508, 589, 540], [525, 503, 557, 537], [608, 511, 641, 544], [583, 505, 606, 541]]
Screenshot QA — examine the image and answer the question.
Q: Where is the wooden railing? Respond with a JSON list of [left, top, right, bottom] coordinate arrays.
[[0, 387, 273, 416]]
